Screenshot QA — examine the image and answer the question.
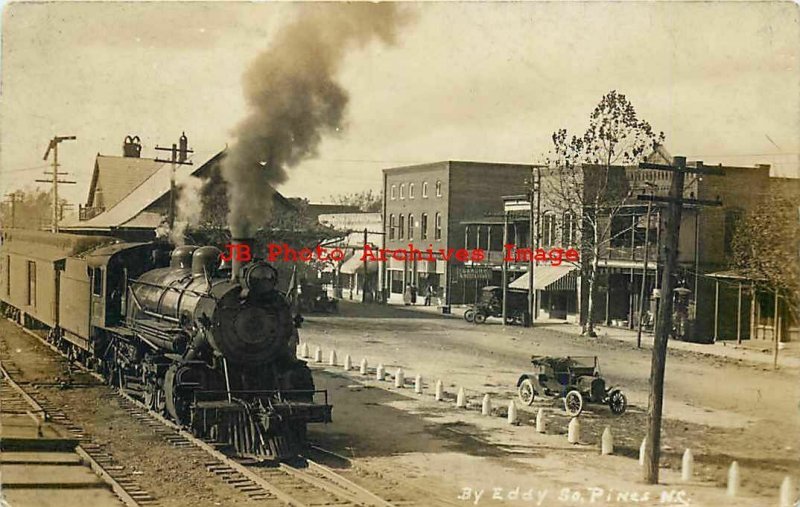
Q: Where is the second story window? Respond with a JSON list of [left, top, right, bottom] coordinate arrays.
[[542, 212, 556, 247], [408, 214, 415, 239], [562, 211, 577, 247], [435, 212, 442, 240], [421, 213, 428, 240], [399, 184, 406, 200], [389, 214, 396, 240], [398, 214, 406, 239], [422, 182, 428, 198], [409, 183, 415, 199], [435, 180, 443, 197], [390, 185, 397, 200]]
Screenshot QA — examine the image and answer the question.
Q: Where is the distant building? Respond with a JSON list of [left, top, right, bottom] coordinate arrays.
[[317, 212, 382, 300], [382, 161, 532, 304], [63, 136, 294, 240]]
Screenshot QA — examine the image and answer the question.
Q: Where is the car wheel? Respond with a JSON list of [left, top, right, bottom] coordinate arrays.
[[474, 312, 487, 324], [518, 379, 536, 406], [464, 309, 475, 323], [608, 390, 627, 415], [564, 390, 583, 417]]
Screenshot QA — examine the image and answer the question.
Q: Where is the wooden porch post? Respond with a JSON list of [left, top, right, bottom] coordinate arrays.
[[736, 282, 743, 345], [713, 278, 720, 342], [749, 285, 757, 340], [773, 288, 780, 368]]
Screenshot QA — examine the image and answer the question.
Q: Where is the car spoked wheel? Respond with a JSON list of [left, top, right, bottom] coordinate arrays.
[[517, 379, 536, 406], [464, 309, 476, 323], [474, 312, 487, 324], [564, 390, 583, 416], [607, 390, 627, 415]]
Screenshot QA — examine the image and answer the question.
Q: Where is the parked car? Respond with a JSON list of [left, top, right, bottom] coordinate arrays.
[[516, 355, 627, 416], [463, 286, 530, 325]]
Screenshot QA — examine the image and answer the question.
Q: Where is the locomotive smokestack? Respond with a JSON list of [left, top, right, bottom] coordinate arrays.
[[231, 237, 254, 281]]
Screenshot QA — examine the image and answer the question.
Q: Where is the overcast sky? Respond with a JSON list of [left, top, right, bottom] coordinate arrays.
[[1, 1, 798, 206]]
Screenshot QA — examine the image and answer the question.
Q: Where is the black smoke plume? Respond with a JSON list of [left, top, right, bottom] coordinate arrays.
[[222, 4, 406, 237]]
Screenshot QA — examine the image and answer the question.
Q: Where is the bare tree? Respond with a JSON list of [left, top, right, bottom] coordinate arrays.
[[1, 188, 65, 230], [329, 189, 383, 212], [545, 90, 664, 336], [731, 193, 800, 324]]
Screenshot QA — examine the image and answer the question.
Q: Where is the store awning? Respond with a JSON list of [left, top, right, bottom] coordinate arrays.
[[509, 265, 578, 291], [339, 254, 378, 274]]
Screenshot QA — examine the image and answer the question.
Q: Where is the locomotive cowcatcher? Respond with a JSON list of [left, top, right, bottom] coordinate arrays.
[[0, 231, 332, 460]]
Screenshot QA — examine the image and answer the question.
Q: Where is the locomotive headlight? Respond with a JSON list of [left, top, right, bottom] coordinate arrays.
[[241, 262, 278, 295]]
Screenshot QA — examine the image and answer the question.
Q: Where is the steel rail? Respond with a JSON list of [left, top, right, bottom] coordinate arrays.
[[0, 360, 143, 507], [6, 317, 394, 507]]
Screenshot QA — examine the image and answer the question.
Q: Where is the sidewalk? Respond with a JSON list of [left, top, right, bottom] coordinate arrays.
[[375, 300, 800, 370]]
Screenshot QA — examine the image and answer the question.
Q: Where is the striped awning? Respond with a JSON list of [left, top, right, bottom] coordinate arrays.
[[340, 254, 378, 274], [509, 265, 577, 291]]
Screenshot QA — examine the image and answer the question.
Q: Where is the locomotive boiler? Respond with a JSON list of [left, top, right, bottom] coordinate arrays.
[[122, 244, 331, 459], [0, 230, 331, 461]]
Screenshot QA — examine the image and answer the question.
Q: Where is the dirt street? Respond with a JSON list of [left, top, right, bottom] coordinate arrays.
[[301, 301, 800, 507]]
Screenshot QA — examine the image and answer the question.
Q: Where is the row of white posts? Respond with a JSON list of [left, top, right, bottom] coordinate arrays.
[[302, 344, 796, 505]]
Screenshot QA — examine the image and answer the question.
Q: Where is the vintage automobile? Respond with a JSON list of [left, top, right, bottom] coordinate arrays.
[[516, 355, 627, 416], [298, 282, 339, 314], [463, 286, 530, 325]]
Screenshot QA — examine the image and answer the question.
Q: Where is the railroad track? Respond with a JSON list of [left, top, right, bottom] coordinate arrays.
[[2, 320, 396, 507], [0, 358, 157, 506]]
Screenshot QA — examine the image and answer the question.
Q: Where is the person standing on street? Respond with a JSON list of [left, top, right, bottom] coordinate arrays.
[[403, 284, 412, 306], [410, 284, 418, 305]]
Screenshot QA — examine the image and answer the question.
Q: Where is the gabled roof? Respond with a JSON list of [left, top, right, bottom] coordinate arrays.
[[63, 151, 223, 230], [62, 149, 296, 231], [86, 155, 166, 209]]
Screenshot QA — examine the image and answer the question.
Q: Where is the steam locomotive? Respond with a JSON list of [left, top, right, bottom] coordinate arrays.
[[0, 230, 332, 460]]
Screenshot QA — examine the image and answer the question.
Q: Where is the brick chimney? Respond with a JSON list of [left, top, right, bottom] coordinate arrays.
[[123, 135, 142, 157]]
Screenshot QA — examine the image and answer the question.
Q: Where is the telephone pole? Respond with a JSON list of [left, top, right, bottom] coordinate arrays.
[[637, 157, 723, 484], [3, 192, 21, 229], [37, 136, 77, 233], [155, 132, 193, 230]]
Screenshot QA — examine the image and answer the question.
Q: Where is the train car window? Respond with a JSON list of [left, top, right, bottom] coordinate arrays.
[[26, 261, 36, 307], [92, 267, 103, 296]]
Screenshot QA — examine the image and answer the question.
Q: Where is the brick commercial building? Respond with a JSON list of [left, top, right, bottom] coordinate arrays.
[[381, 161, 532, 305]]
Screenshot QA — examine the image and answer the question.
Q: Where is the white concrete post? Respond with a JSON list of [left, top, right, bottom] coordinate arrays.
[[434, 380, 444, 401], [414, 374, 423, 394], [456, 387, 466, 408], [394, 368, 404, 388], [343, 354, 352, 371], [535, 408, 546, 433], [779, 476, 793, 507], [639, 438, 647, 466], [727, 461, 740, 497], [567, 417, 580, 444], [328, 350, 337, 366], [601, 426, 613, 455], [300, 343, 309, 358], [376, 363, 385, 381], [681, 449, 693, 482], [360, 358, 368, 375], [507, 401, 518, 425], [481, 394, 491, 416], [314, 346, 322, 363]]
